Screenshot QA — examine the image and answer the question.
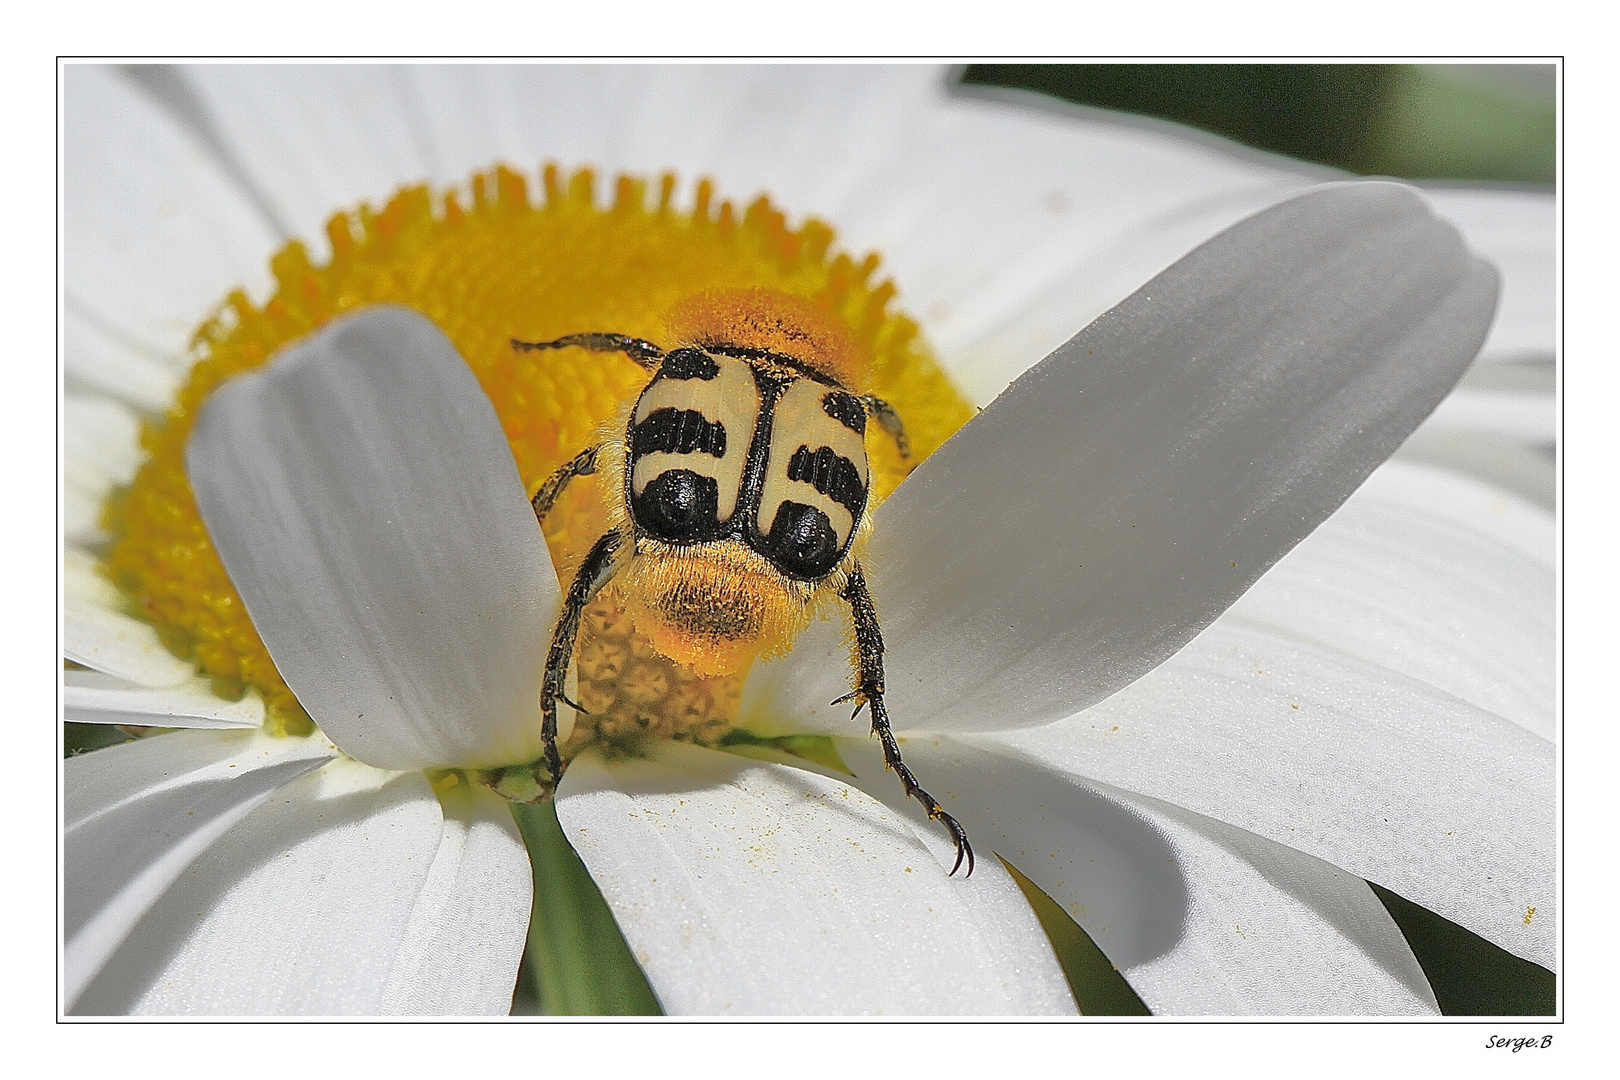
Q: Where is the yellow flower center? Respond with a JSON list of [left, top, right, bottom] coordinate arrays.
[[102, 164, 975, 766]]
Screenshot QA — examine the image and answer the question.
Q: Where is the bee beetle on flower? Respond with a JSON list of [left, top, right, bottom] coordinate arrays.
[[514, 288, 973, 874], [64, 58, 1552, 1015]]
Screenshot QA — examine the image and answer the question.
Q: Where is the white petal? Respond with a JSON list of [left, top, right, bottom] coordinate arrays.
[[378, 782, 532, 1016], [399, 65, 670, 190], [64, 729, 336, 1008], [186, 306, 557, 770], [976, 620, 1555, 970], [64, 481, 106, 549], [64, 669, 265, 730], [1358, 458, 1553, 566], [1419, 384, 1554, 445], [744, 182, 1499, 737], [1129, 804, 1436, 1016], [63, 65, 276, 363], [64, 393, 143, 545], [853, 90, 1314, 404], [837, 737, 1436, 1015], [185, 65, 952, 253], [64, 392, 142, 485], [72, 758, 444, 1016], [1423, 188, 1554, 362], [411, 65, 1310, 408], [555, 742, 1075, 1016], [64, 547, 193, 688], [298, 62, 1294, 411], [1226, 462, 1554, 738], [174, 65, 443, 250], [64, 305, 181, 415], [910, 102, 1550, 399], [1396, 428, 1555, 513]]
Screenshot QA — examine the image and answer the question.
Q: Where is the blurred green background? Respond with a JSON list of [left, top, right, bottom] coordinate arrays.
[[962, 63, 1556, 186]]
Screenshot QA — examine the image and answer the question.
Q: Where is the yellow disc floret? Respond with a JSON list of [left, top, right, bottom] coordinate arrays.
[[103, 164, 976, 746]]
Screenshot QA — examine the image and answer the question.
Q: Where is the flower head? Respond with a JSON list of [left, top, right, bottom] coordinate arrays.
[[64, 64, 1555, 1016]]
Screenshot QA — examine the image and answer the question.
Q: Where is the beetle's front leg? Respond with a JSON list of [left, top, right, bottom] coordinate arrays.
[[532, 444, 602, 529], [541, 529, 623, 784], [836, 563, 974, 876]]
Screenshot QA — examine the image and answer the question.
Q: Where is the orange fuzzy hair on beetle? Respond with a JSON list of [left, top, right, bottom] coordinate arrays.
[[664, 287, 872, 393]]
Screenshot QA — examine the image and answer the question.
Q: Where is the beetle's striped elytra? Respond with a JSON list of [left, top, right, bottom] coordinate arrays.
[[516, 286, 974, 875]]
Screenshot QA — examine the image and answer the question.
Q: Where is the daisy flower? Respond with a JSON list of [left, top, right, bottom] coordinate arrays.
[[63, 63, 1555, 1016]]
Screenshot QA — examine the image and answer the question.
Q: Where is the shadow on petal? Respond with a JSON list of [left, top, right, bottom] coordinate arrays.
[[836, 734, 1189, 972], [74, 766, 441, 1016]]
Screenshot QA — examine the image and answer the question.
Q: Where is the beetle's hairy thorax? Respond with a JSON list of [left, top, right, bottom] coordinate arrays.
[[598, 343, 873, 677]]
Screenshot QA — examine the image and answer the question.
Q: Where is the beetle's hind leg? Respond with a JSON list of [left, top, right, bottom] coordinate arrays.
[[532, 444, 602, 528], [512, 332, 665, 371], [860, 395, 911, 461], [541, 529, 623, 784], [835, 563, 974, 875]]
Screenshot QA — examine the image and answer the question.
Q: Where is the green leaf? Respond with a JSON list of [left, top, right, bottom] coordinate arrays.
[[1001, 857, 1151, 1016], [719, 729, 850, 775], [509, 799, 662, 1016], [1370, 882, 1555, 1016]]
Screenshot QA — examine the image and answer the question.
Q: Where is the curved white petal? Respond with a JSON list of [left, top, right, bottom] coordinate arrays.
[[837, 737, 1436, 1015], [923, 101, 1550, 397], [64, 669, 265, 730], [65, 393, 142, 546], [72, 758, 445, 1016], [378, 782, 532, 1016], [65, 297, 184, 414], [1420, 387, 1554, 445], [1424, 188, 1554, 362], [186, 306, 557, 770], [1227, 461, 1554, 738], [744, 182, 1499, 738], [555, 742, 1075, 1016], [174, 65, 446, 251], [65, 548, 193, 688], [1358, 458, 1552, 565], [173, 65, 953, 255], [975, 620, 1555, 970], [407, 65, 951, 216], [64, 483, 104, 551], [63, 65, 276, 364], [1396, 429, 1555, 513], [64, 729, 336, 1008], [65, 394, 141, 485], [856, 91, 1313, 404]]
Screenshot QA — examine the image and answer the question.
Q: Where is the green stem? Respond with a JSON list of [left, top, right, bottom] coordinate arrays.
[[509, 800, 662, 1016]]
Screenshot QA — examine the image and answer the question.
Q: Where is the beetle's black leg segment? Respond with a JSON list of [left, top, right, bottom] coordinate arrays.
[[541, 529, 623, 784], [531, 445, 601, 528], [838, 563, 974, 876], [860, 395, 910, 460], [511, 332, 665, 371]]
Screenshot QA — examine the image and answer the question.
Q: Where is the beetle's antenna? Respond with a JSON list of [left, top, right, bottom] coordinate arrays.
[[860, 395, 911, 460], [512, 332, 665, 371]]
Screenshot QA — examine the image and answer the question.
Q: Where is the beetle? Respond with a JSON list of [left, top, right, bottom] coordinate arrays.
[[512, 287, 974, 875]]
